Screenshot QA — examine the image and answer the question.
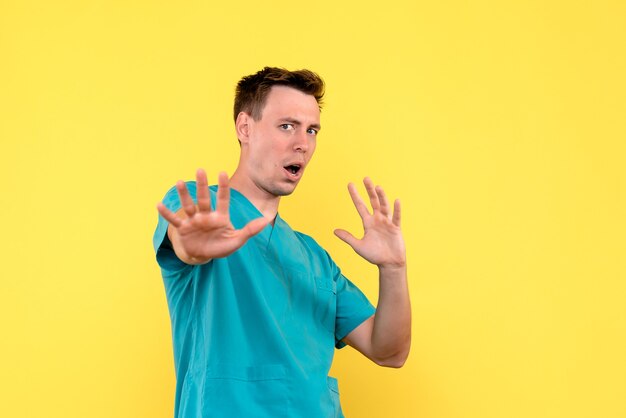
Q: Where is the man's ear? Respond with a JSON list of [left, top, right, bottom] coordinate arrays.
[[235, 112, 252, 144]]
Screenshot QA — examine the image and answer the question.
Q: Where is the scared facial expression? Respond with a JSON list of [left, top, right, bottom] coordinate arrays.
[[237, 85, 321, 197]]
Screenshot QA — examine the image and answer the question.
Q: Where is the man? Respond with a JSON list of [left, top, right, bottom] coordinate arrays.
[[153, 67, 411, 418]]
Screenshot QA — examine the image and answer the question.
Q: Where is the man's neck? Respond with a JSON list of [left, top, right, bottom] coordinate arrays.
[[229, 170, 280, 222]]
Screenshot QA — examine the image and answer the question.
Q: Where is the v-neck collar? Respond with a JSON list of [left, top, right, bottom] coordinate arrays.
[[228, 187, 284, 247]]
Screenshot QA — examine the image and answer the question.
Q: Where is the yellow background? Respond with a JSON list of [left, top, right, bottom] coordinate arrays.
[[1, 1, 625, 417]]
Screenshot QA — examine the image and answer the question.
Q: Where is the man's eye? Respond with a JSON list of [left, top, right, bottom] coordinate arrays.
[[279, 124, 294, 130], [307, 128, 318, 135]]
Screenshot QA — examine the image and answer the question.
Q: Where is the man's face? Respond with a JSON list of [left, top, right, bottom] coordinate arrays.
[[241, 85, 321, 197]]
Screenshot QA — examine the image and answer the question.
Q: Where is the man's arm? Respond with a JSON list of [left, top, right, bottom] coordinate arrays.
[[334, 178, 411, 368], [157, 169, 269, 265]]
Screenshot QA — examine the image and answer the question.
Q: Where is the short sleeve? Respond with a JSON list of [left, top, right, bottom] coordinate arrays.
[[152, 182, 198, 274], [333, 270, 376, 349]]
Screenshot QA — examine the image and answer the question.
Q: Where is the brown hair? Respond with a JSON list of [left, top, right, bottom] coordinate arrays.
[[234, 67, 325, 122]]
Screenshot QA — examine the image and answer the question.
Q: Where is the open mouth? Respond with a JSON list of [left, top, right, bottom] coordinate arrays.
[[284, 164, 302, 175]]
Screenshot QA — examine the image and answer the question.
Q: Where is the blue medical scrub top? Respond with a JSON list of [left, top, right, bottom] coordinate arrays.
[[153, 183, 376, 418]]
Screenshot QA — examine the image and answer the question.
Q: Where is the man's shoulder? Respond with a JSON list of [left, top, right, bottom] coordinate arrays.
[[288, 228, 342, 279], [159, 181, 220, 216], [161, 180, 197, 198], [161, 181, 218, 200], [290, 228, 331, 258], [292, 229, 318, 245]]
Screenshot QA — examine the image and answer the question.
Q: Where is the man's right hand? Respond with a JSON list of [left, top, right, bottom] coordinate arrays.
[[156, 169, 269, 265]]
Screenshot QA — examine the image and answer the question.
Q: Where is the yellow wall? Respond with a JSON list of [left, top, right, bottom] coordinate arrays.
[[2, 1, 625, 417]]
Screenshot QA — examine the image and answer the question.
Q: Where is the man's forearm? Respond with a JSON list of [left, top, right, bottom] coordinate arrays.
[[371, 264, 411, 367]]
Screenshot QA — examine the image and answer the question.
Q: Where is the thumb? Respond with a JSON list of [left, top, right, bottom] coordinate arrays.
[[241, 217, 270, 239], [334, 229, 359, 248]]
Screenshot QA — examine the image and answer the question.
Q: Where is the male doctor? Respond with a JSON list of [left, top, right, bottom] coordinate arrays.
[[154, 67, 411, 417]]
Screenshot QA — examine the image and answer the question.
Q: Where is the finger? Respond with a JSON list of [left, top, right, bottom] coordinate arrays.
[[392, 199, 401, 227], [334, 229, 359, 248], [363, 177, 380, 212], [376, 185, 391, 217], [176, 181, 197, 217], [348, 183, 371, 219], [157, 202, 183, 228], [196, 168, 212, 213], [215, 171, 231, 216]]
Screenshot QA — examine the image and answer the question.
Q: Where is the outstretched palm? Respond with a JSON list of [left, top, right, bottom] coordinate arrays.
[[157, 170, 268, 264], [334, 177, 406, 268]]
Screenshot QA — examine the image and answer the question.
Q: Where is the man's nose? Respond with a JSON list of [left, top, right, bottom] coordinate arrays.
[[293, 129, 309, 152]]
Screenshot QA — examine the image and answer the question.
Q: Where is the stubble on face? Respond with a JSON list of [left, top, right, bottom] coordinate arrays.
[[249, 160, 297, 197], [243, 86, 320, 199]]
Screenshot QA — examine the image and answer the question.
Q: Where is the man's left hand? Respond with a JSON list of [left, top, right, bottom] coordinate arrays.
[[334, 177, 406, 269]]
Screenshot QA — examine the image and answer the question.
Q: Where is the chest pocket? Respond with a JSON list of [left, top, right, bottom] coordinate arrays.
[[312, 272, 337, 335], [262, 238, 338, 336], [278, 265, 337, 336]]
